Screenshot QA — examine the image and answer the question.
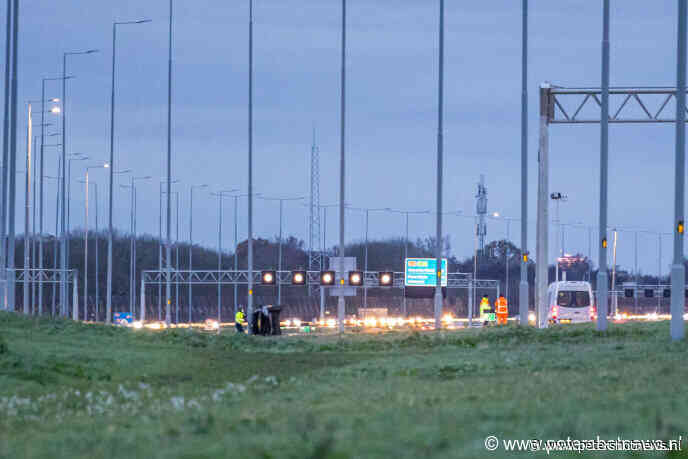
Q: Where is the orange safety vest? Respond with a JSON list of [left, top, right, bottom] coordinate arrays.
[[496, 297, 508, 315]]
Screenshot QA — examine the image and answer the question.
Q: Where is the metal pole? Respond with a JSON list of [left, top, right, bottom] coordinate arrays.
[[556, 200, 559, 282], [278, 199, 283, 306], [23, 103, 31, 315], [634, 230, 638, 313], [165, 0, 173, 327], [672, 0, 687, 341], [129, 177, 134, 316], [158, 184, 162, 320], [39, 82, 46, 315], [506, 220, 510, 304], [95, 183, 99, 321], [31, 135, 36, 314], [658, 231, 661, 313], [364, 209, 368, 309], [433, 0, 445, 330], [403, 212, 408, 317], [106, 25, 116, 324], [233, 195, 238, 316], [0, 0, 12, 311], [218, 193, 222, 321], [7, 0, 18, 312], [247, 0, 254, 332], [519, 0, 529, 326], [52, 159, 60, 316], [175, 191, 179, 323], [84, 171, 89, 320], [536, 84, 550, 329], [597, 0, 610, 332], [611, 229, 618, 315], [337, 0, 347, 333], [189, 186, 193, 322]]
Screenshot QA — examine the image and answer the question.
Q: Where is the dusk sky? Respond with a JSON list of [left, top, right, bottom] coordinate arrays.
[[2, 1, 684, 276]]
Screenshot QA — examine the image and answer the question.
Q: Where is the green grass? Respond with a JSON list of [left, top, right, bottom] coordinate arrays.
[[1, 312, 688, 458]]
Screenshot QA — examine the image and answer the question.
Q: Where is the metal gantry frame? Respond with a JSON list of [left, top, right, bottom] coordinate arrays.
[[139, 269, 500, 323], [537, 84, 688, 331], [6, 268, 78, 320]]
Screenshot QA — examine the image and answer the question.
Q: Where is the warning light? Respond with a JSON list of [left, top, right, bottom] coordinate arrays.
[[261, 270, 276, 285], [378, 271, 393, 286], [679, 220, 685, 234], [291, 271, 306, 285], [602, 238, 607, 248], [437, 270, 442, 277], [248, 289, 253, 295], [320, 271, 335, 286], [522, 254, 528, 263], [348, 271, 363, 286]]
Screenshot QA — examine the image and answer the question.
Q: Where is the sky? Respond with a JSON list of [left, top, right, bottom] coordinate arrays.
[[1, 0, 684, 276]]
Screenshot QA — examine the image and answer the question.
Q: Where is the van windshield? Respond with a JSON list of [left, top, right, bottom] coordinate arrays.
[[557, 290, 591, 308]]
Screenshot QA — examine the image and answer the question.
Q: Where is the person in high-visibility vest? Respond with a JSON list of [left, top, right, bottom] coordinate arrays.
[[496, 295, 508, 325], [235, 307, 246, 333], [479, 296, 491, 325]]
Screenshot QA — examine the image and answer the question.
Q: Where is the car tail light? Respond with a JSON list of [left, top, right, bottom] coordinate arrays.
[[590, 306, 596, 319], [551, 305, 558, 318]]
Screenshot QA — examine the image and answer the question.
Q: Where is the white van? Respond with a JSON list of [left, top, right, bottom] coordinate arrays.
[[547, 281, 596, 324]]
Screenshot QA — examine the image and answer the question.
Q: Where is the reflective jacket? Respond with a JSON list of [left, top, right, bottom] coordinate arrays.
[[235, 311, 245, 323], [496, 297, 508, 314]]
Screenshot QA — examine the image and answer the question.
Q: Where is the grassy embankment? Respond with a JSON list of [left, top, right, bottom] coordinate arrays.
[[1, 312, 687, 458]]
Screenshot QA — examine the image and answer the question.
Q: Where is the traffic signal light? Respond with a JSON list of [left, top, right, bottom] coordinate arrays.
[[261, 270, 276, 285], [663, 288, 671, 298], [349, 271, 363, 286], [644, 289, 654, 298], [291, 271, 306, 285], [624, 289, 633, 298], [379, 271, 393, 286], [320, 271, 335, 286]]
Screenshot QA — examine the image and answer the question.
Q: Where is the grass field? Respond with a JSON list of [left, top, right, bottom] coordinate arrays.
[[1, 312, 688, 458]]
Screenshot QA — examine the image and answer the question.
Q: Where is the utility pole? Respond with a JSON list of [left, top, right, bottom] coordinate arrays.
[[519, 0, 529, 326]]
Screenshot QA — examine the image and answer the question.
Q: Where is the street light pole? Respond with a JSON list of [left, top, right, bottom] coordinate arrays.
[[23, 103, 31, 315], [247, 0, 255, 333], [337, 0, 347, 333], [213, 190, 239, 322], [61, 48, 98, 317], [188, 184, 208, 322], [519, 0, 530, 326], [258, 196, 304, 307], [434, 0, 446, 330], [0, 0, 12, 311], [597, 0, 611, 332], [671, 0, 686, 341], [107, 19, 149, 325]]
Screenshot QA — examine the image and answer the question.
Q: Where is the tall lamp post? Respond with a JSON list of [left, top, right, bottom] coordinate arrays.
[[433, 0, 446, 330], [82, 163, 108, 320], [258, 196, 305, 306], [188, 183, 208, 322], [78, 178, 100, 320], [61, 48, 98, 316], [550, 192, 567, 282], [159, 179, 179, 320], [106, 19, 151, 325], [120, 175, 150, 318], [39, 77, 69, 315], [388, 209, 430, 316], [346, 207, 390, 310], [212, 189, 239, 322]]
